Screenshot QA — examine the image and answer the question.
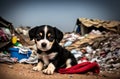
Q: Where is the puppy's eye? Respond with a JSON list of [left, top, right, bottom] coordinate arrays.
[[36, 34, 42, 41], [48, 33, 51, 37], [39, 32, 42, 36], [47, 33, 54, 41]]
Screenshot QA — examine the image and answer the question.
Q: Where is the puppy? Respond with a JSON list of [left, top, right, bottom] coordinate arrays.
[[29, 25, 77, 75]]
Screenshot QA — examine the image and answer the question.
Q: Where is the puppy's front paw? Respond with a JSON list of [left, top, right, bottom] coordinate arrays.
[[43, 63, 55, 75], [43, 68, 54, 75], [32, 62, 43, 71], [33, 66, 42, 71]]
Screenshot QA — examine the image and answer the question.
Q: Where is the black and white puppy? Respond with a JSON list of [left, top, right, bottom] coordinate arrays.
[[29, 25, 77, 75]]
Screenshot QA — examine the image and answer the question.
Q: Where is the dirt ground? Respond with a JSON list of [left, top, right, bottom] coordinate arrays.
[[0, 63, 120, 79]]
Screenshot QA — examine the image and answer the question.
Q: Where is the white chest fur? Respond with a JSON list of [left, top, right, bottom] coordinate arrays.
[[38, 52, 57, 66]]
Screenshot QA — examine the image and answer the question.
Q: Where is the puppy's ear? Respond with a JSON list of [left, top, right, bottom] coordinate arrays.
[[29, 26, 39, 40], [54, 27, 63, 43]]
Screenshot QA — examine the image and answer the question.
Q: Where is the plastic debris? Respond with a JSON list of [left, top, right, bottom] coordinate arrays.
[[64, 41, 73, 47], [9, 47, 32, 61], [71, 49, 83, 60], [0, 51, 16, 63], [19, 56, 38, 64]]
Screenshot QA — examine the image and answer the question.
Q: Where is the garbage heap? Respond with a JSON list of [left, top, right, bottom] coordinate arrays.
[[0, 17, 14, 49], [0, 17, 33, 63], [61, 18, 120, 73], [61, 31, 120, 73]]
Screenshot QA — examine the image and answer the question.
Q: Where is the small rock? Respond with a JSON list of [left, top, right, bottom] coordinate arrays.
[[8, 65, 13, 69], [69, 75, 73, 79]]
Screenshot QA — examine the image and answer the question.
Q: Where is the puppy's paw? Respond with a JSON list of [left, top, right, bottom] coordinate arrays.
[[42, 63, 55, 75], [33, 66, 42, 71], [32, 62, 43, 71], [66, 59, 72, 68]]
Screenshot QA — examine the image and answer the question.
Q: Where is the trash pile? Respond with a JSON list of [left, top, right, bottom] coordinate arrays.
[[0, 30, 38, 64], [0, 17, 13, 49], [61, 31, 120, 73], [0, 17, 37, 64]]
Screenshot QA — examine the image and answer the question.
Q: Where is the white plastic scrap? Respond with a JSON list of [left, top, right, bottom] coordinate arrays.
[[14, 46, 31, 54], [64, 41, 73, 47], [71, 49, 83, 59], [85, 46, 93, 54], [19, 56, 39, 64]]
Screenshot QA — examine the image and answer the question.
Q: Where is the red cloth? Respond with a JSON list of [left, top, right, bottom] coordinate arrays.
[[58, 62, 100, 74]]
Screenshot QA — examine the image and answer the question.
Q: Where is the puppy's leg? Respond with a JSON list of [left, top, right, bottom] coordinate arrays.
[[33, 61, 43, 71], [66, 59, 72, 68], [43, 63, 56, 75]]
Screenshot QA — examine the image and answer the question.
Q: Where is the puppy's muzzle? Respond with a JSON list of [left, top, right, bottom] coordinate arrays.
[[41, 42, 47, 48]]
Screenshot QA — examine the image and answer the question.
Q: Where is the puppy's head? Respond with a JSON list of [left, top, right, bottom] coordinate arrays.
[[29, 25, 63, 51]]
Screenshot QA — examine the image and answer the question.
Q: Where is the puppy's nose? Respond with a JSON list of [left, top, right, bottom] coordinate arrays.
[[41, 42, 47, 48]]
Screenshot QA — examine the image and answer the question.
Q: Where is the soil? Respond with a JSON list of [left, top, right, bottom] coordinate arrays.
[[0, 63, 120, 79]]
